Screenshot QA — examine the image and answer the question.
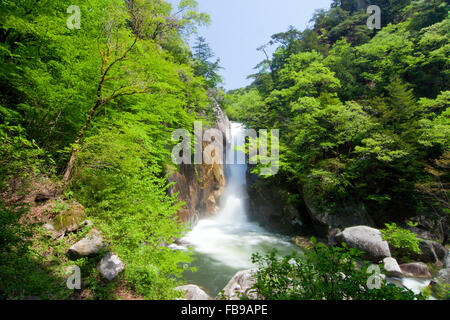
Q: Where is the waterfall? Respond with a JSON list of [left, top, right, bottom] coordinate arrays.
[[182, 123, 297, 294], [181, 122, 432, 298]]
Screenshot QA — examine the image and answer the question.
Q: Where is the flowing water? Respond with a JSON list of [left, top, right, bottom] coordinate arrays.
[[180, 122, 431, 298], [181, 122, 299, 296]]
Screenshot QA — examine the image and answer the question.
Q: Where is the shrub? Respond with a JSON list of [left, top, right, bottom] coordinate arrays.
[[381, 223, 421, 260], [250, 240, 423, 300]]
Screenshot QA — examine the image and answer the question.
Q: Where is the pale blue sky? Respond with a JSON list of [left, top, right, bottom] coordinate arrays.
[[173, 0, 332, 90]]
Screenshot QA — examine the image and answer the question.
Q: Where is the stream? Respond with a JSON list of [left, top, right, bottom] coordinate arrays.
[[180, 122, 432, 298]]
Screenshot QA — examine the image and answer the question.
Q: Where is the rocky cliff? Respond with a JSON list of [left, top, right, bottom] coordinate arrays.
[[168, 105, 231, 225]]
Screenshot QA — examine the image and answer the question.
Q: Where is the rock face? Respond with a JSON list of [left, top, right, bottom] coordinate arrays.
[[303, 190, 375, 235], [246, 171, 309, 234], [68, 229, 105, 257], [175, 285, 212, 300], [222, 269, 258, 300], [98, 252, 125, 281], [399, 262, 432, 278], [383, 257, 403, 277], [245, 171, 376, 236], [413, 239, 447, 264], [335, 226, 391, 262], [168, 105, 230, 224]]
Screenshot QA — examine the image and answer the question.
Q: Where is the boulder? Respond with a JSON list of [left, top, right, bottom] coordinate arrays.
[[445, 251, 450, 268], [413, 239, 447, 264], [399, 262, 432, 278], [97, 252, 125, 281], [52, 202, 86, 233], [335, 226, 391, 262], [383, 257, 403, 278], [175, 285, 212, 300], [68, 229, 105, 257], [222, 269, 258, 300], [436, 268, 450, 283]]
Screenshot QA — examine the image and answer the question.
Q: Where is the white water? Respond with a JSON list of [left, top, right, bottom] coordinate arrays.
[[181, 122, 432, 298]]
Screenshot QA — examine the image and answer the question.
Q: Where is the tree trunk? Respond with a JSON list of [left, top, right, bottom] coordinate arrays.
[[63, 100, 101, 184]]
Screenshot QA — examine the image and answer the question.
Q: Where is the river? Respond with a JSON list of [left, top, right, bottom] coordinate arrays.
[[180, 122, 432, 298]]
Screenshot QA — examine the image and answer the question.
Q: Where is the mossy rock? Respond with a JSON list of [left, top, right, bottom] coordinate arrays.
[[52, 202, 86, 232], [292, 236, 313, 251]]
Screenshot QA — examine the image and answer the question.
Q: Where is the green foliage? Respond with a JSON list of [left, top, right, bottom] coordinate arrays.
[[0, 0, 214, 300], [70, 115, 192, 299], [0, 203, 71, 299], [0, 122, 49, 192], [381, 223, 422, 260], [192, 36, 223, 88], [225, 0, 450, 226], [250, 243, 422, 300]]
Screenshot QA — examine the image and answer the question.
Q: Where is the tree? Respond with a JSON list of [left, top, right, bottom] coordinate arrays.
[[63, 0, 209, 183], [191, 36, 222, 88]]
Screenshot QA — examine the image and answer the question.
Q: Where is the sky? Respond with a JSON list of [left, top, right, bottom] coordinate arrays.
[[173, 0, 332, 91]]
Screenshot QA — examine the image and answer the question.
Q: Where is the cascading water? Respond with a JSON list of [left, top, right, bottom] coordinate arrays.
[[181, 122, 298, 295], [181, 122, 433, 298]]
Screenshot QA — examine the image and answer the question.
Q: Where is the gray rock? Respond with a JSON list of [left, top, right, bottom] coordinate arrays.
[[399, 262, 432, 278], [43, 223, 55, 231], [415, 239, 447, 264], [222, 269, 258, 300], [436, 268, 450, 284], [69, 229, 105, 257], [81, 220, 93, 227], [430, 268, 450, 300], [175, 285, 212, 300], [303, 192, 375, 235], [383, 257, 403, 278], [445, 251, 450, 268], [98, 252, 124, 281], [335, 226, 391, 262]]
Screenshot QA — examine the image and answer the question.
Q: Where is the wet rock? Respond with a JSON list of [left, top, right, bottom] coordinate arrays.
[[335, 226, 391, 262], [383, 257, 403, 277], [246, 171, 307, 234], [399, 262, 432, 278], [98, 252, 125, 281], [222, 269, 258, 300], [175, 285, 212, 300], [68, 229, 105, 257]]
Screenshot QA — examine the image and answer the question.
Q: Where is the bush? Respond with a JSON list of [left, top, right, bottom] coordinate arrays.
[[381, 223, 421, 261], [250, 240, 423, 300]]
